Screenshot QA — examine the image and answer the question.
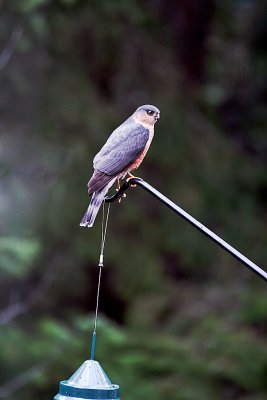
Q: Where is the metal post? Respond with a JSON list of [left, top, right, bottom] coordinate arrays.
[[105, 177, 267, 282], [90, 331, 97, 360]]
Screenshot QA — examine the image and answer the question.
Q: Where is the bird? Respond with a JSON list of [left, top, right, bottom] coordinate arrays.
[[80, 104, 160, 227]]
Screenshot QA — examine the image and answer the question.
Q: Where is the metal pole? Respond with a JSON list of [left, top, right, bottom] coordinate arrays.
[[105, 177, 267, 282], [90, 331, 96, 360]]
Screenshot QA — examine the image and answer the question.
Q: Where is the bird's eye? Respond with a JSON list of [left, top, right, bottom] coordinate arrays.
[[146, 110, 154, 116]]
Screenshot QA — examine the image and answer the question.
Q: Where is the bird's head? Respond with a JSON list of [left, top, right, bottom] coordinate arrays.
[[133, 104, 160, 127]]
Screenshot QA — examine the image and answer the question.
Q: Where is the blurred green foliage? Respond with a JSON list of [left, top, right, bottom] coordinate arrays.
[[0, 237, 40, 277], [0, 0, 267, 399]]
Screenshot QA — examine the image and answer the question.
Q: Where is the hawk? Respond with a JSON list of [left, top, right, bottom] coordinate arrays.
[[80, 104, 160, 227]]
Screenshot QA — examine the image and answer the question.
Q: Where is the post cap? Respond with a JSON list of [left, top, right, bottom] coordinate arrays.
[[54, 360, 120, 399]]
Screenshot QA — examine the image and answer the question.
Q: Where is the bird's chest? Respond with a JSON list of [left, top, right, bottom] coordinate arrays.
[[129, 128, 154, 171]]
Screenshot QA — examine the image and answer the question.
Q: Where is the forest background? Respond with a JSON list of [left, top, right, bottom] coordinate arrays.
[[0, 1, 267, 399]]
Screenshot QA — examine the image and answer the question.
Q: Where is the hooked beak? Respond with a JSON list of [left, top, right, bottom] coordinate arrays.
[[155, 112, 160, 121]]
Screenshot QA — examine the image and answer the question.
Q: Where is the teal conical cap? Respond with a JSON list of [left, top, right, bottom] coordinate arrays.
[[54, 360, 120, 399]]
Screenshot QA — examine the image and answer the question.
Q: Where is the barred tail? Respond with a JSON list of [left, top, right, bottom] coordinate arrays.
[[80, 179, 115, 228]]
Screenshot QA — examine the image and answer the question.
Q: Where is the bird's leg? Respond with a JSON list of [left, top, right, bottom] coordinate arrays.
[[126, 172, 137, 187], [116, 177, 126, 203], [116, 177, 121, 191]]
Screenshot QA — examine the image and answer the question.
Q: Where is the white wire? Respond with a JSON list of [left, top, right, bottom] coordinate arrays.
[[93, 202, 111, 333]]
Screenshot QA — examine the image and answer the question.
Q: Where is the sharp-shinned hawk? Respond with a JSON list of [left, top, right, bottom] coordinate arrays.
[[80, 104, 160, 227]]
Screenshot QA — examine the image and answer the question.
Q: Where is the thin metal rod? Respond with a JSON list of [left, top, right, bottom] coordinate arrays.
[[105, 177, 267, 282], [90, 331, 97, 360]]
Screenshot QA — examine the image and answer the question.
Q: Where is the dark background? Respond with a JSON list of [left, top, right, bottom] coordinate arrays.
[[0, 1, 267, 399]]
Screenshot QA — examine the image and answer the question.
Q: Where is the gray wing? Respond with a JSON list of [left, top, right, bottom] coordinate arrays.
[[93, 122, 149, 176]]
